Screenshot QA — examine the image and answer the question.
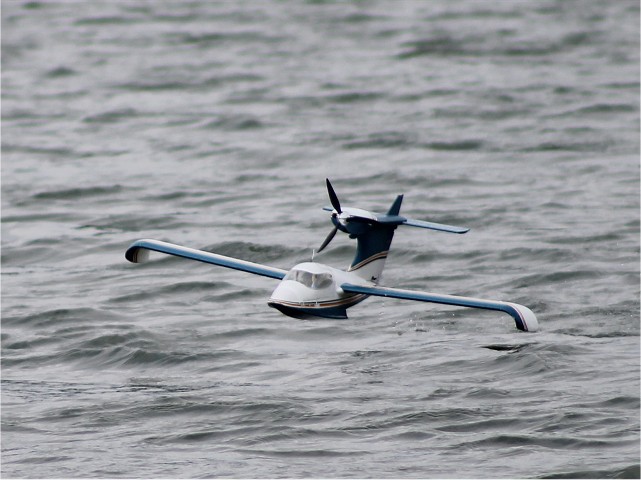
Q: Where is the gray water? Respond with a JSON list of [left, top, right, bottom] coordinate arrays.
[[2, 1, 639, 478]]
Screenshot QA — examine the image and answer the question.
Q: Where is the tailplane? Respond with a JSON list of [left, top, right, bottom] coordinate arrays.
[[318, 179, 469, 282]]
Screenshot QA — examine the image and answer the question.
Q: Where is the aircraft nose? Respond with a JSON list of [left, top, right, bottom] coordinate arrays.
[[269, 281, 302, 303]]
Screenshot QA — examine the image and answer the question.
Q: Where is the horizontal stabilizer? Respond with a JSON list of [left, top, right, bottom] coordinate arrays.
[[341, 283, 538, 332], [125, 239, 287, 280], [402, 218, 469, 234], [323, 207, 468, 234]]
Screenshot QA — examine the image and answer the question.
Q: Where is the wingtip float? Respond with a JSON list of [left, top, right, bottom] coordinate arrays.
[[125, 179, 538, 332]]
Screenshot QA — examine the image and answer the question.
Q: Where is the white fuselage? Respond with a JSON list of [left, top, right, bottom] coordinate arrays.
[[267, 262, 370, 319]]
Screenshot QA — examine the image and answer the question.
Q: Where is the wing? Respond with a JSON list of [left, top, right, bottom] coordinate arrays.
[[125, 239, 287, 280], [340, 283, 538, 332]]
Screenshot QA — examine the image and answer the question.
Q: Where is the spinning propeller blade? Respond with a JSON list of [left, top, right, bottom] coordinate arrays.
[[326, 178, 342, 214], [317, 226, 338, 253], [317, 179, 344, 253]]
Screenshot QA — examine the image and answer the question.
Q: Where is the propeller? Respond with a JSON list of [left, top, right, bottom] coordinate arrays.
[[326, 178, 342, 214], [317, 226, 337, 253], [317, 179, 341, 253]]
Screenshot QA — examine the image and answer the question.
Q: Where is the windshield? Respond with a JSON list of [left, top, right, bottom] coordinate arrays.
[[285, 269, 333, 289]]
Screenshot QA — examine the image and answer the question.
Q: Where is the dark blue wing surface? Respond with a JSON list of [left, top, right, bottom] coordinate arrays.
[[125, 239, 287, 280]]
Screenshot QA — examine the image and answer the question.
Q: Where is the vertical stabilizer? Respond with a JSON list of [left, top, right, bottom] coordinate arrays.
[[387, 194, 403, 216], [348, 195, 404, 283]]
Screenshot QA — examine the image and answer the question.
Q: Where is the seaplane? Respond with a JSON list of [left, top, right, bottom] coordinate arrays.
[[125, 179, 538, 332]]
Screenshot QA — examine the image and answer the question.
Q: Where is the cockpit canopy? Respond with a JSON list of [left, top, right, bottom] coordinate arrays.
[[284, 269, 334, 289]]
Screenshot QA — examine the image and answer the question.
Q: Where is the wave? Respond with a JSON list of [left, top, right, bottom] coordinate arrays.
[[541, 464, 640, 479], [2, 328, 241, 370], [456, 433, 635, 450], [74, 15, 140, 26], [203, 241, 298, 263], [82, 108, 138, 124], [44, 66, 77, 78], [115, 72, 264, 93], [2, 307, 123, 328], [79, 214, 193, 233], [396, 28, 601, 60], [31, 185, 124, 201], [202, 114, 265, 131], [108, 281, 234, 304], [165, 31, 283, 47]]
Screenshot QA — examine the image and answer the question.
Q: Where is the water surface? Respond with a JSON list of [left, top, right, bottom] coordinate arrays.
[[2, 1, 639, 478]]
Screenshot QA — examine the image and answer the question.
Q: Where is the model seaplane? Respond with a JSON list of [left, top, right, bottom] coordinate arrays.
[[125, 179, 538, 332]]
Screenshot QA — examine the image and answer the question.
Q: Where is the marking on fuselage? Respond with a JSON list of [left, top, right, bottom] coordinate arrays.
[[348, 251, 388, 272], [268, 293, 367, 310]]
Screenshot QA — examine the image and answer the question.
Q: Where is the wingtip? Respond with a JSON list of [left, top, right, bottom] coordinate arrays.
[[125, 246, 148, 263], [125, 240, 150, 263], [506, 303, 539, 332]]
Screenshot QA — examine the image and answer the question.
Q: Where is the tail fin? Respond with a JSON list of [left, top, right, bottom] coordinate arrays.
[[387, 194, 403, 216], [348, 195, 403, 283]]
